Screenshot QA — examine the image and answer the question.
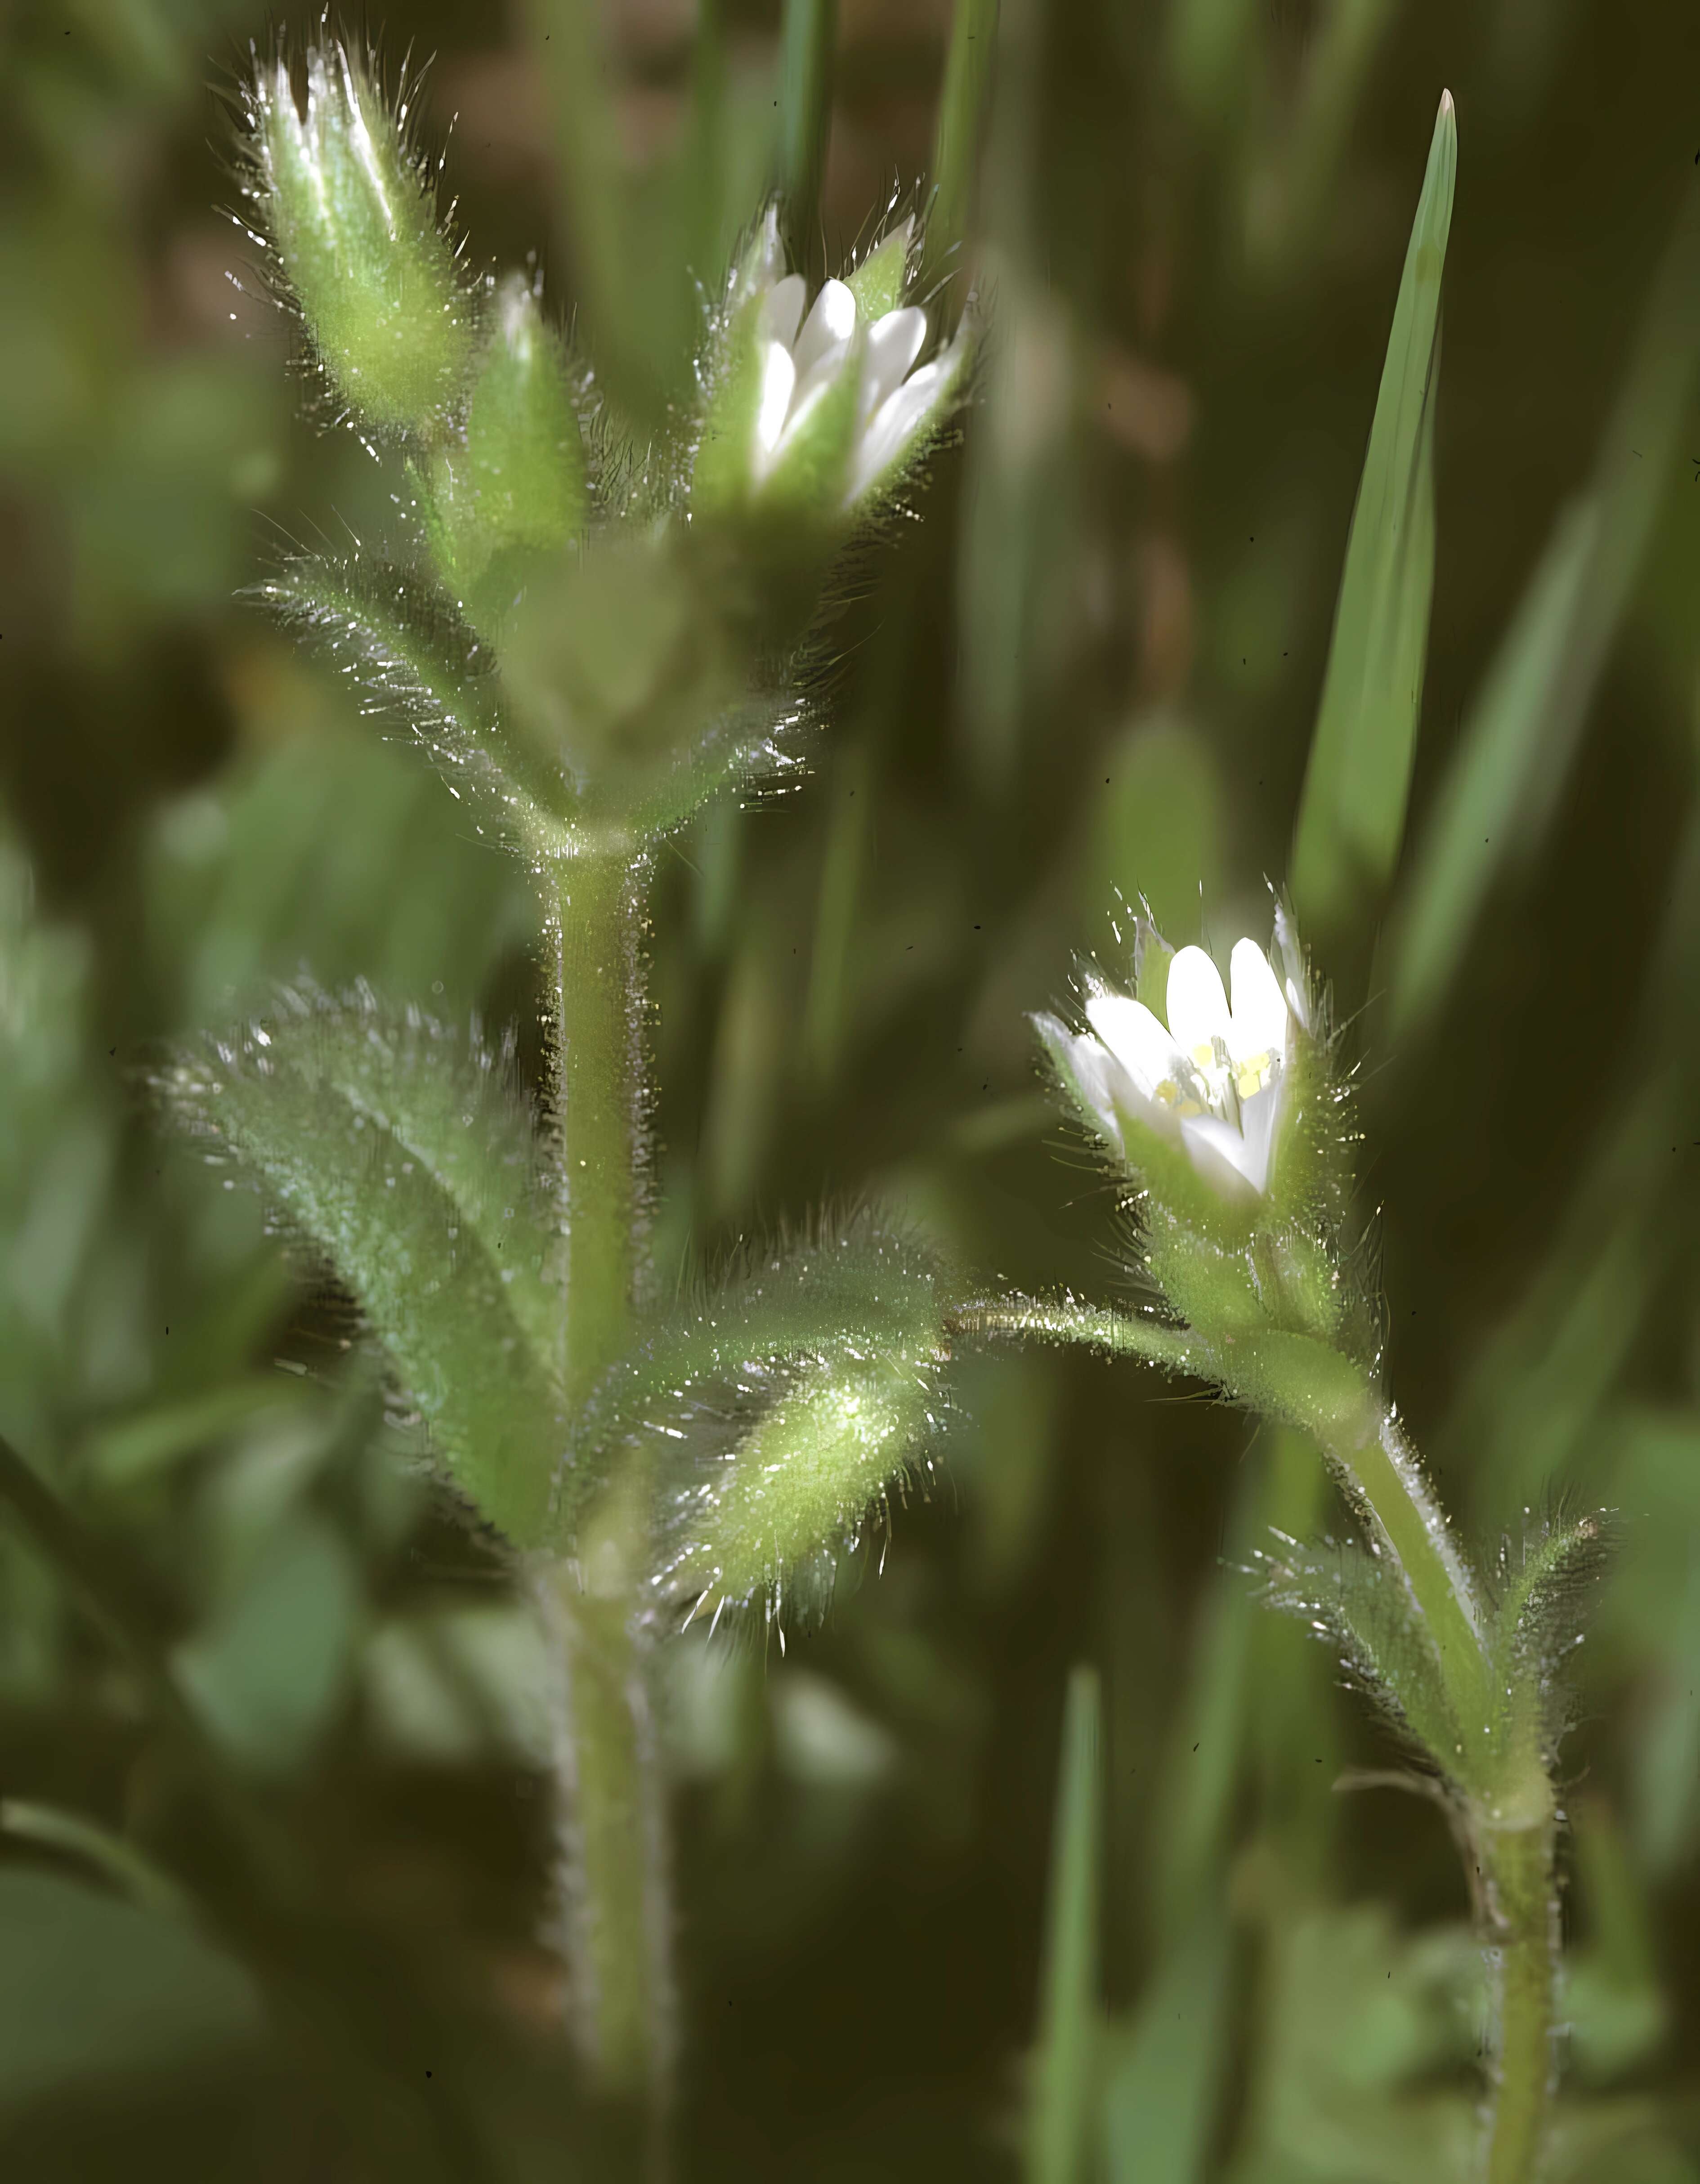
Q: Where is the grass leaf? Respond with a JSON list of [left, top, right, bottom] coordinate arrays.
[[1025, 1664, 1103, 2184], [1291, 90, 1454, 946]]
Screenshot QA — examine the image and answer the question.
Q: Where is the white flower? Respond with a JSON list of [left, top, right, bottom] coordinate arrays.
[[745, 235, 964, 509], [1046, 933, 1309, 1200]]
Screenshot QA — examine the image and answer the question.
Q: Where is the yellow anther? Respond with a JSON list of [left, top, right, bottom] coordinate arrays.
[[1155, 1079, 1179, 1106], [1177, 1099, 1203, 1119], [1235, 1052, 1273, 1098], [1191, 1041, 1216, 1071]]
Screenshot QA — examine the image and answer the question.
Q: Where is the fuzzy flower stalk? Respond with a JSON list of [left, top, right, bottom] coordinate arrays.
[[976, 906, 1597, 2181]]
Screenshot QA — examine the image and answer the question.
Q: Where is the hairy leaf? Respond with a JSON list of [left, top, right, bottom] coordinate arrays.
[[160, 987, 565, 1544], [255, 555, 573, 846], [1260, 1533, 1462, 1772]]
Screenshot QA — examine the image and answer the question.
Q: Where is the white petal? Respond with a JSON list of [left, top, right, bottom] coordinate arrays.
[[1228, 938, 1289, 1066], [1178, 1114, 1262, 1200], [1235, 1082, 1280, 1194], [753, 342, 796, 468], [845, 363, 945, 502], [1085, 993, 1185, 1101], [1065, 1037, 1128, 1147], [859, 307, 928, 423], [791, 278, 857, 377], [785, 336, 855, 426], [1164, 946, 1231, 1056], [759, 273, 807, 351]]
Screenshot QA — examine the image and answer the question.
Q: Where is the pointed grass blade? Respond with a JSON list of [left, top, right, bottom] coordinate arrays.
[[1026, 1664, 1104, 2184], [1291, 90, 1454, 948], [1390, 171, 1700, 1037]]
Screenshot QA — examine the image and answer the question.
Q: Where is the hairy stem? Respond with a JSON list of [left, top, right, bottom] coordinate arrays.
[[549, 846, 648, 1409], [535, 1557, 673, 2112], [543, 846, 671, 2120], [1475, 1803, 1559, 2184], [1322, 1402, 1493, 1758]]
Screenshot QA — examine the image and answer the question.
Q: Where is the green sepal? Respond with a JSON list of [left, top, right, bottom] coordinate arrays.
[[846, 226, 912, 321], [248, 42, 476, 435], [1143, 1213, 1266, 1338], [759, 320, 865, 520], [691, 273, 770, 522], [1218, 1329, 1374, 1445], [157, 988, 566, 1546], [425, 276, 589, 612]]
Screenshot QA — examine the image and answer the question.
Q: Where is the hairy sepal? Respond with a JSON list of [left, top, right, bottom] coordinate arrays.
[[424, 275, 590, 615], [158, 986, 565, 1545]]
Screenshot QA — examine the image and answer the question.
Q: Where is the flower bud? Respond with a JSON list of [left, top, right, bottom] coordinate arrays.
[[246, 41, 475, 434], [425, 276, 588, 608], [665, 1347, 945, 1619]]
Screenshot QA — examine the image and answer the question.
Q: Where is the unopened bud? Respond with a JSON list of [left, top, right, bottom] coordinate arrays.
[[246, 41, 475, 433], [425, 276, 588, 607]]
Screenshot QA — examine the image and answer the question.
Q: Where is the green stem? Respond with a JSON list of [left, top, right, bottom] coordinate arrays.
[[551, 846, 647, 1409], [535, 1558, 672, 2113], [1323, 1402, 1493, 1761], [544, 846, 671, 2119], [1478, 1806, 1559, 2184]]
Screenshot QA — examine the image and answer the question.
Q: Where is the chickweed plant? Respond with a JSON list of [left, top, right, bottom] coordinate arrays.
[[1, 12, 1652, 2181]]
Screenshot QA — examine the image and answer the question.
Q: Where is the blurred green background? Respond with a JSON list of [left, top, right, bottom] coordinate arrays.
[[4, 0, 1700, 2177]]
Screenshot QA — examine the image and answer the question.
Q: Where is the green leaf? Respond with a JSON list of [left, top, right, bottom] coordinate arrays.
[[254, 555, 574, 847], [159, 988, 566, 1545], [174, 1511, 361, 1776], [1025, 1665, 1103, 2184], [1387, 497, 1597, 1035], [1390, 169, 1700, 1035], [1103, 1904, 1230, 2184], [1291, 90, 1454, 945], [0, 1869, 264, 2113], [774, 0, 838, 273], [921, 0, 1000, 296], [1083, 714, 1225, 948], [1260, 1535, 1462, 1771]]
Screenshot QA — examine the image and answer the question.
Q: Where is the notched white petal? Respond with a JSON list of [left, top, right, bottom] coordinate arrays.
[[1165, 946, 1232, 1058], [1228, 939, 1290, 1065]]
